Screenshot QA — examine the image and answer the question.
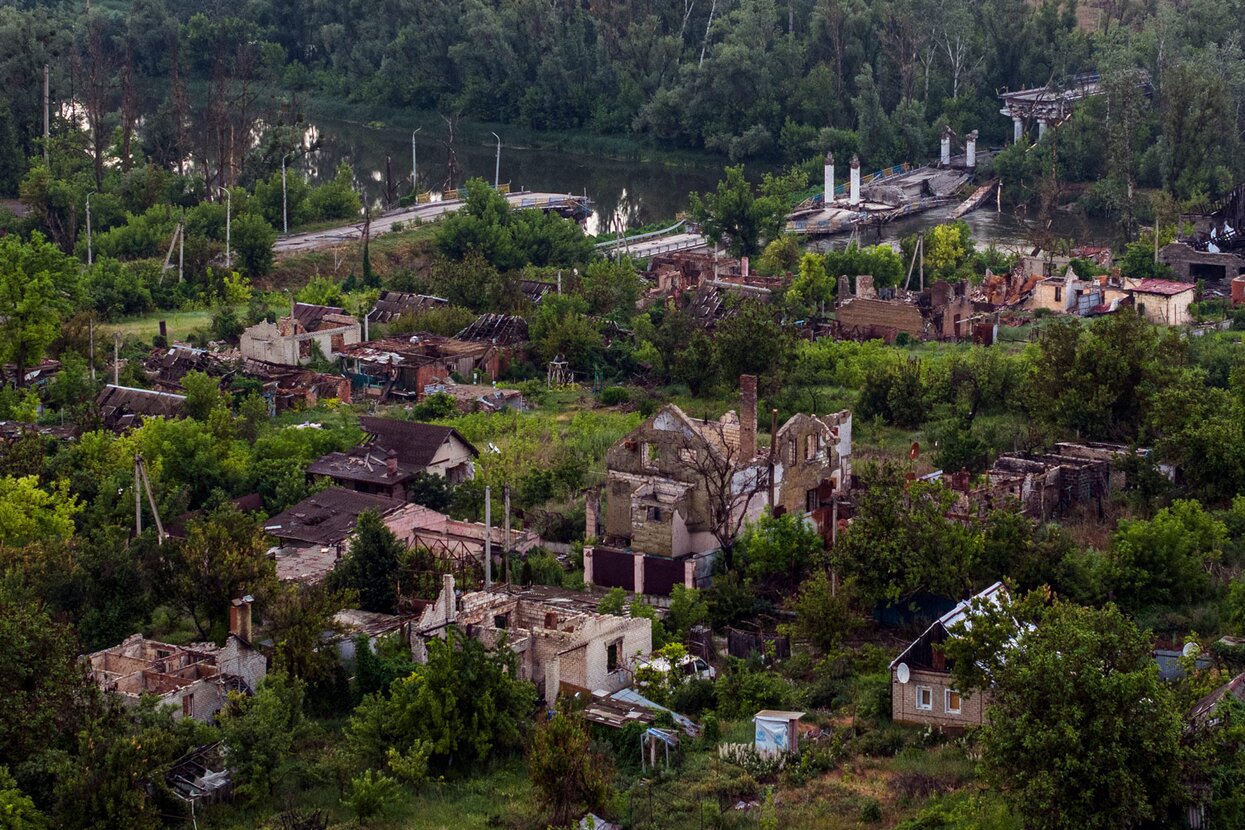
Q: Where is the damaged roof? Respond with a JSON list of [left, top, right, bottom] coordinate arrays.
[[97, 384, 187, 430], [456, 313, 530, 345], [366, 291, 449, 324], [263, 487, 403, 546]]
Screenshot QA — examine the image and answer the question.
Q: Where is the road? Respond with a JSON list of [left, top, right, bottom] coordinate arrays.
[[610, 232, 708, 260], [272, 191, 590, 254]]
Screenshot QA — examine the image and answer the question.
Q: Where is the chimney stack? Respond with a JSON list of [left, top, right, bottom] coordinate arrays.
[[441, 573, 457, 618], [585, 488, 599, 540], [824, 151, 835, 205], [849, 155, 861, 207], [230, 595, 253, 642], [941, 125, 953, 167], [386, 448, 399, 477], [739, 375, 757, 460], [966, 130, 978, 168]]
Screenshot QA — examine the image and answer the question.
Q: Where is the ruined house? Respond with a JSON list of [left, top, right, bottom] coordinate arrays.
[[413, 576, 653, 701], [337, 334, 506, 399], [240, 303, 361, 366], [456, 314, 530, 347], [366, 291, 448, 326], [1126, 278, 1196, 326], [1159, 241, 1245, 285], [420, 381, 528, 413], [891, 582, 1004, 730], [834, 294, 927, 342], [1029, 268, 1104, 317], [238, 359, 353, 411], [86, 598, 266, 721], [307, 416, 477, 499], [144, 345, 228, 393], [584, 376, 851, 596], [947, 447, 1114, 522], [96, 384, 186, 431]]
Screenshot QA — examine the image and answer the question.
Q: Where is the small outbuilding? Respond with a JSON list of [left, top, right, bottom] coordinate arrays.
[[753, 709, 805, 756]]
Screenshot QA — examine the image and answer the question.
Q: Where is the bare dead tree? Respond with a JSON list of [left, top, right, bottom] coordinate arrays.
[[678, 418, 769, 567], [441, 112, 460, 192]]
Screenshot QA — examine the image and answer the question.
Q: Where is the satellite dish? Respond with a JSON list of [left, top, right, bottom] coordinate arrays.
[[896, 663, 911, 684], [1183, 642, 1201, 658]]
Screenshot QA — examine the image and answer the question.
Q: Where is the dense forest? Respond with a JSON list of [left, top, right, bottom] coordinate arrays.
[[2, 0, 1245, 213]]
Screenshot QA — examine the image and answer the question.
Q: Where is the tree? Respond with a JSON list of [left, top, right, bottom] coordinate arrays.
[[0, 476, 81, 548], [182, 370, 227, 421], [329, 510, 404, 614], [344, 770, 401, 827], [688, 165, 786, 258], [170, 504, 277, 638], [0, 233, 75, 386], [528, 707, 612, 827], [0, 766, 46, 830], [1110, 499, 1224, 609], [792, 570, 857, 651], [231, 212, 277, 277], [944, 598, 1186, 830], [666, 585, 709, 641], [714, 299, 791, 388], [219, 674, 306, 802], [738, 511, 825, 591], [266, 582, 351, 691], [785, 252, 836, 317], [345, 627, 535, 772]]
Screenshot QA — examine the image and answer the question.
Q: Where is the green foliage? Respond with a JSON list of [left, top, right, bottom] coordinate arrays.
[[737, 511, 825, 591], [328, 510, 405, 614], [0, 476, 81, 548], [824, 243, 905, 289], [344, 770, 401, 826], [231, 212, 277, 277], [792, 571, 857, 652], [688, 166, 788, 258], [715, 659, 798, 719], [345, 627, 535, 772], [1110, 500, 1225, 609], [0, 765, 46, 830], [597, 587, 627, 616], [528, 707, 612, 826], [0, 232, 76, 383], [219, 674, 307, 802], [666, 585, 710, 641], [529, 293, 603, 368]]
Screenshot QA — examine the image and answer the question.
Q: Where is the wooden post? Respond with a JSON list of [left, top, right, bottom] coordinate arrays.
[[503, 484, 511, 586], [484, 486, 492, 587]]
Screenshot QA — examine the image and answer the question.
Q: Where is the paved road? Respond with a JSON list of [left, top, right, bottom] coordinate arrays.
[[613, 232, 709, 260], [273, 191, 589, 254]]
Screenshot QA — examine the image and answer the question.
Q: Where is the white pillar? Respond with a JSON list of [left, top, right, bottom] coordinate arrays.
[[849, 155, 861, 207], [966, 130, 978, 168], [583, 545, 594, 586], [1013, 116, 1023, 143], [632, 552, 645, 596], [823, 151, 835, 204], [940, 125, 952, 166], [1038, 119, 1048, 139]]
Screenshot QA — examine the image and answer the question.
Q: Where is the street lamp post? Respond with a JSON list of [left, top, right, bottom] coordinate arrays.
[[491, 132, 501, 189], [85, 192, 94, 266], [281, 151, 295, 234], [411, 127, 422, 195], [218, 186, 231, 269]]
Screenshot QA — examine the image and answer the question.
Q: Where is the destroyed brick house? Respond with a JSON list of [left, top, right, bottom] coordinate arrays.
[[307, 416, 477, 499], [891, 581, 1004, 730], [945, 442, 1123, 522], [413, 577, 653, 701], [87, 598, 267, 721], [239, 359, 352, 411], [97, 384, 186, 431], [240, 303, 361, 366], [584, 375, 852, 596], [144, 345, 228, 393], [834, 276, 998, 343], [337, 333, 508, 400]]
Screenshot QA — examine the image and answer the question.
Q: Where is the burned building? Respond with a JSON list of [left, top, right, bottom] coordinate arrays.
[[86, 598, 266, 721], [144, 346, 228, 393], [337, 334, 508, 400], [366, 291, 448, 326], [1159, 241, 1245, 285], [414, 576, 653, 701], [96, 384, 187, 431], [455, 313, 530, 347], [948, 448, 1114, 522], [240, 303, 361, 366], [239, 359, 353, 411]]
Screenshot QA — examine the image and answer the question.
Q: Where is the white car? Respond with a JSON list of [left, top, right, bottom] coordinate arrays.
[[636, 654, 716, 685]]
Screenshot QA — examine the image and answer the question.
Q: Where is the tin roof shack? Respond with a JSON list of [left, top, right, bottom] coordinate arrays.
[[414, 576, 653, 701], [1125, 278, 1196, 326], [587, 376, 851, 596], [86, 598, 266, 721], [307, 416, 477, 498], [890, 582, 1005, 730], [1159, 241, 1245, 284], [240, 303, 361, 367], [97, 384, 187, 431], [949, 449, 1112, 522], [337, 334, 505, 400], [366, 291, 448, 326]]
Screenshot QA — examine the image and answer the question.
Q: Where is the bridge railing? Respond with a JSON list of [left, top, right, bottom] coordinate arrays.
[[595, 220, 688, 250]]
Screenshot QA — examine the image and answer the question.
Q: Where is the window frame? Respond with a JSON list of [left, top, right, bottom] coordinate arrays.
[[915, 685, 933, 711], [945, 688, 962, 715]]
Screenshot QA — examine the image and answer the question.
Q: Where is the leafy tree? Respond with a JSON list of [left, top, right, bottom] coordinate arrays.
[[785, 252, 836, 317], [529, 293, 603, 368], [0, 232, 76, 385], [266, 582, 351, 691], [945, 597, 1185, 830], [231, 213, 277, 277], [345, 627, 535, 772], [182, 370, 227, 421], [0, 765, 45, 829], [597, 587, 627, 616], [344, 770, 401, 827], [329, 510, 405, 614], [792, 570, 857, 651], [688, 166, 786, 258], [666, 585, 709, 641], [577, 259, 642, 319], [0, 476, 81, 548], [714, 299, 791, 388], [1110, 500, 1224, 609], [738, 511, 825, 591], [528, 707, 612, 827], [219, 674, 306, 802]]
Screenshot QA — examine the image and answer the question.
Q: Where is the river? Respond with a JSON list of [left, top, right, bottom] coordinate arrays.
[[296, 114, 1118, 250]]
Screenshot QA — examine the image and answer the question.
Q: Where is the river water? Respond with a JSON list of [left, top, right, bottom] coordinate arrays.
[[298, 115, 1117, 251]]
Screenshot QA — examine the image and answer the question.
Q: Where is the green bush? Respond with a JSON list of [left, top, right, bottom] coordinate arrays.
[[344, 770, 401, 826], [600, 385, 630, 406]]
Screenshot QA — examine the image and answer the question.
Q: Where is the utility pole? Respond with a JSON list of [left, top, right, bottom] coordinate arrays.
[[503, 484, 511, 586], [218, 186, 231, 269], [490, 132, 501, 189], [85, 192, 94, 265], [410, 127, 421, 194], [178, 214, 184, 282], [113, 332, 120, 385], [88, 316, 95, 382], [281, 151, 294, 234], [484, 485, 492, 587], [42, 64, 49, 165]]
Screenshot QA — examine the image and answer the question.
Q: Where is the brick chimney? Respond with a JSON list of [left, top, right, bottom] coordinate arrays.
[[230, 595, 253, 642], [739, 374, 757, 459], [386, 448, 399, 477], [585, 488, 600, 540]]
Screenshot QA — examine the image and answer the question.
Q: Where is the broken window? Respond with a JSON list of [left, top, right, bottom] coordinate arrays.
[[493, 613, 509, 630], [916, 686, 933, 711], [805, 488, 818, 512], [1054, 287, 1062, 302], [805, 433, 818, 461], [787, 438, 797, 467], [607, 639, 622, 672], [945, 689, 962, 714], [647, 506, 662, 522], [642, 442, 660, 468], [182, 693, 194, 717]]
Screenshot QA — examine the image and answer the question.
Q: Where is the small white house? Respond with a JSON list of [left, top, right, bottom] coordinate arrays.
[[753, 709, 805, 755]]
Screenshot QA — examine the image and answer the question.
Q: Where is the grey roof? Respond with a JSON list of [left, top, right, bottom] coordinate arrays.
[[97, 384, 187, 430], [263, 487, 403, 546], [366, 291, 448, 324], [359, 416, 478, 466]]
